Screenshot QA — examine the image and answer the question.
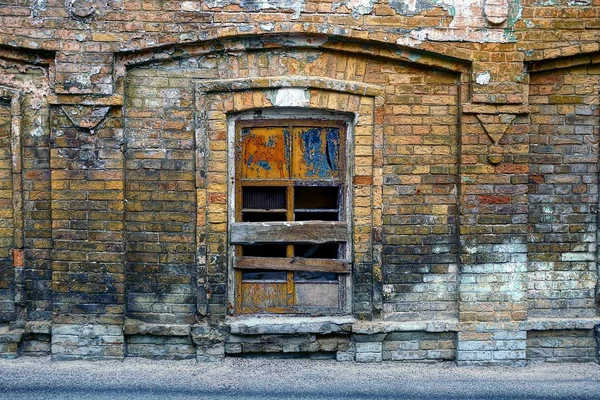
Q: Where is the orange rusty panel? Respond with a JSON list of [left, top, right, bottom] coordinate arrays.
[[292, 127, 340, 179], [240, 282, 288, 309], [240, 126, 289, 179]]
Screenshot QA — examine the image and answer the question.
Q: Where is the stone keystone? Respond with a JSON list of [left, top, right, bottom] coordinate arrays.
[[476, 114, 516, 145]]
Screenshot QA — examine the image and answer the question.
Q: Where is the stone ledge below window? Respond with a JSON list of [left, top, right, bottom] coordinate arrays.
[[226, 315, 355, 335]]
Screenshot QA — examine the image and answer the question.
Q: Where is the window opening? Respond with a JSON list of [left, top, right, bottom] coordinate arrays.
[[232, 119, 350, 314]]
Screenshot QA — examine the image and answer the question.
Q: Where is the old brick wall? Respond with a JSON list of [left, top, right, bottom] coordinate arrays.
[[0, 98, 13, 322], [528, 64, 599, 319], [527, 329, 597, 362], [50, 105, 125, 325], [0, 56, 51, 327], [381, 66, 459, 321], [125, 64, 198, 325], [0, 0, 599, 363]]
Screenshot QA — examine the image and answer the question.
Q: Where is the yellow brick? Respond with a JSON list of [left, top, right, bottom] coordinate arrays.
[[432, 205, 449, 214]]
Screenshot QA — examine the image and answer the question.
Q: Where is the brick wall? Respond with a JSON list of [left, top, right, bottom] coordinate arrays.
[[50, 105, 125, 325], [124, 66, 197, 325], [528, 65, 600, 319], [527, 330, 597, 362], [0, 0, 598, 363], [381, 66, 459, 321], [0, 99, 13, 322]]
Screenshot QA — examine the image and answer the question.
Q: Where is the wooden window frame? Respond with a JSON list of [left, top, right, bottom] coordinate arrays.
[[232, 118, 351, 314]]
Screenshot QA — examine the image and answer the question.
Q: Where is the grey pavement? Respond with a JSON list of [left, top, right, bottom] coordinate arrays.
[[0, 357, 599, 399]]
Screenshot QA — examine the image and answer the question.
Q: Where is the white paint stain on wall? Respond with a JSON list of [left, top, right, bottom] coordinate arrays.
[[30, 117, 44, 137], [271, 88, 310, 107], [392, 0, 521, 44], [338, 0, 376, 17], [476, 71, 491, 85], [206, 0, 305, 18], [181, 1, 203, 11]]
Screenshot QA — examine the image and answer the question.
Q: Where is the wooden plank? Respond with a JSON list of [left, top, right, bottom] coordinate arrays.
[[235, 256, 350, 273], [230, 221, 347, 244], [240, 282, 288, 309], [295, 283, 339, 308]]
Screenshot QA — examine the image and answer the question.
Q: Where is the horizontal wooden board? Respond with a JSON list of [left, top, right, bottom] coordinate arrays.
[[235, 256, 350, 273], [230, 221, 348, 244]]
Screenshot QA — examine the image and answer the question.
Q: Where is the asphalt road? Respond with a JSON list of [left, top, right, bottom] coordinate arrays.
[[0, 357, 599, 399]]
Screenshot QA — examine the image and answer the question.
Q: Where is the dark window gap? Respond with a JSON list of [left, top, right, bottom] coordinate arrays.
[[242, 270, 287, 281], [294, 186, 339, 209], [294, 243, 340, 259], [242, 244, 287, 257], [242, 186, 286, 210], [295, 211, 339, 221], [294, 271, 338, 282]]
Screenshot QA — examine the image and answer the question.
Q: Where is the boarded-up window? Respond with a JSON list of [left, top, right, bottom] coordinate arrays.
[[232, 120, 349, 314]]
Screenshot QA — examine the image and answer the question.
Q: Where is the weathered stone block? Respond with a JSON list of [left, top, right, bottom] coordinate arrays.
[[356, 352, 382, 363], [355, 342, 382, 353], [51, 324, 124, 360]]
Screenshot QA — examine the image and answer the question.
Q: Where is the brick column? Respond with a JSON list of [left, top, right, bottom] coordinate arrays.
[[457, 103, 530, 365], [50, 104, 125, 360], [456, 52, 531, 365]]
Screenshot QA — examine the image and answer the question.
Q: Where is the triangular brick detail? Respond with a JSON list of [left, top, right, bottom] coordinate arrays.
[[61, 105, 111, 131], [476, 113, 516, 145]]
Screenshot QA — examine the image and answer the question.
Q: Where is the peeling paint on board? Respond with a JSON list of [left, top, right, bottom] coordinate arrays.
[[294, 127, 340, 179], [241, 126, 289, 179]]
